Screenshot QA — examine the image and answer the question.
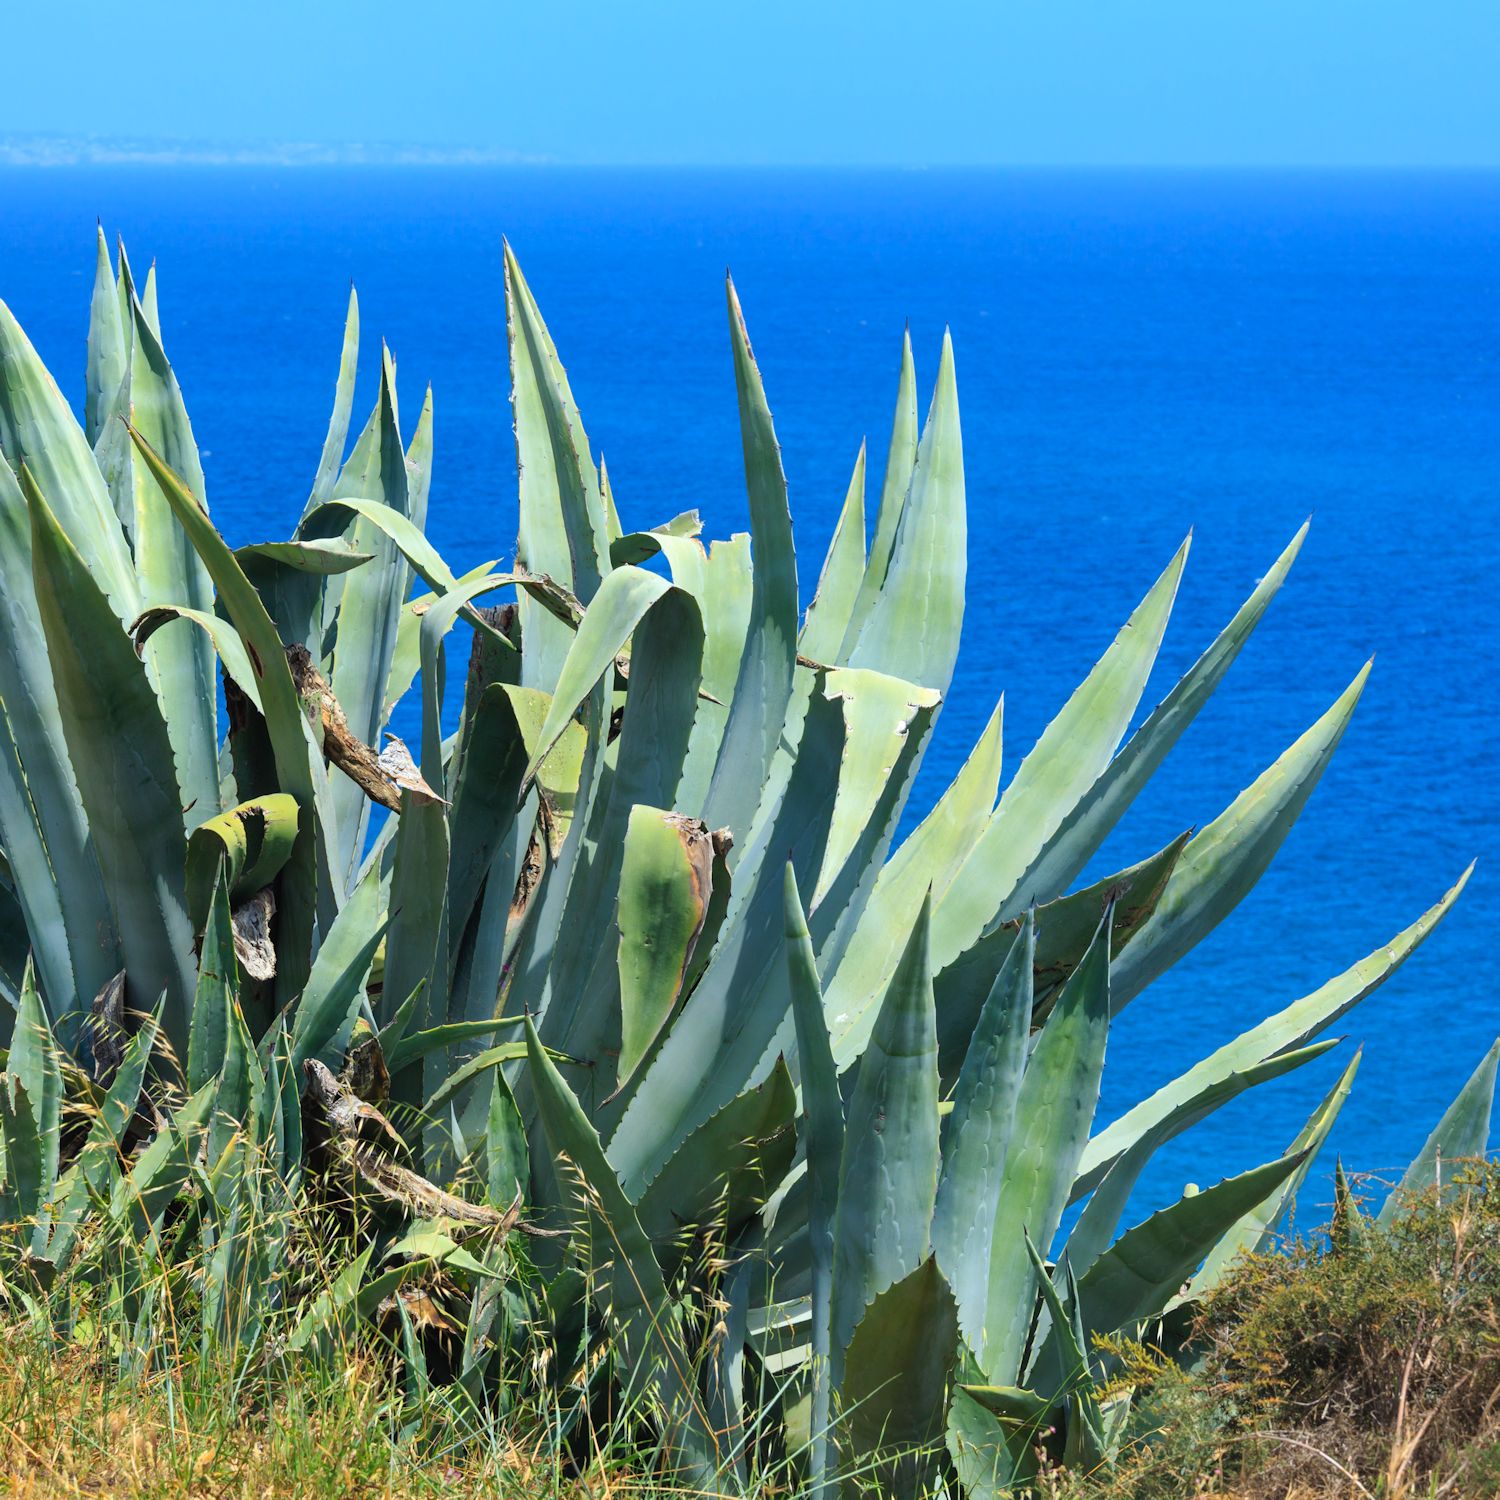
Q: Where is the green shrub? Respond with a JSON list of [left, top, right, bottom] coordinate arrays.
[[1200, 1160, 1500, 1495]]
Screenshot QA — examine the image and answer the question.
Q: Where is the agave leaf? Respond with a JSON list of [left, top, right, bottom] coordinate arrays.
[[503, 245, 609, 594], [838, 1257, 958, 1498], [635, 1060, 796, 1249], [184, 794, 300, 934], [0, 1076, 41, 1226], [0, 458, 118, 1023], [523, 1016, 719, 1482], [131, 604, 266, 713], [0, 297, 138, 617], [981, 912, 1111, 1383], [1018, 525, 1308, 904], [126, 428, 323, 801], [1379, 1037, 1500, 1226], [384, 562, 506, 720], [748, 663, 945, 1094], [798, 443, 866, 664], [0, 725, 70, 1023], [933, 835, 1186, 1078], [23, 470, 196, 1054], [708, 1223, 758, 1484], [116, 259, 220, 826], [1056, 1151, 1307, 1363], [385, 1017, 523, 1075], [1034, 834, 1190, 1015], [207, 984, 258, 1168], [127, 424, 335, 998], [791, 670, 945, 1050], [405, 385, 434, 533], [138, 261, 160, 335], [520, 564, 670, 788], [7, 959, 61, 1209], [289, 858, 389, 1071], [324, 356, 412, 886], [423, 1043, 531, 1117], [1027, 1236, 1088, 1385], [947, 1385, 1034, 1500], [1077, 868, 1469, 1196], [847, 332, 965, 696], [86, 227, 128, 446], [608, 510, 704, 567], [236, 538, 372, 573], [607, 684, 846, 1196], [504, 244, 609, 700], [526, 588, 708, 1092], [486, 1069, 528, 1209], [783, 864, 843, 1493], [441, 654, 531, 912], [1190, 1049, 1360, 1293], [843, 329, 918, 653], [616, 807, 720, 1087], [286, 1245, 375, 1355], [823, 694, 1004, 1065], [1110, 665, 1370, 1010], [1332, 1159, 1367, 1253], [701, 278, 798, 843], [1022, 1234, 1113, 1470], [813, 671, 941, 907], [491, 684, 586, 854], [1062, 1038, 1341, 1275], [381, 772, 448, 1050], [0, 877, 25, 1010], [932, 542, 1188, 970], [832, 895, 940, 1364], [385, 575, 509, 1072], [932, 917, 1032, 1357], [306, 287, 360, 515], [188, 873, 239, 1094], [648, 532, 754, 812], [624, 669, 900, 1170]]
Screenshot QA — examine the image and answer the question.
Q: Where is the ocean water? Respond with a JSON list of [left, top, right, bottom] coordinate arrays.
[[2, 167, 1496, 1220]]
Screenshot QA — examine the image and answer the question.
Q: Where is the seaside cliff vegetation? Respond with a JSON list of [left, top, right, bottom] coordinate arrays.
[[0, 230, 1489, 1496]]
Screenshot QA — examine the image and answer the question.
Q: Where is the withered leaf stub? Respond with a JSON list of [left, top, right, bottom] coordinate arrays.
[[232, 887, 277, 980], [303, 1058, 531, 1234]]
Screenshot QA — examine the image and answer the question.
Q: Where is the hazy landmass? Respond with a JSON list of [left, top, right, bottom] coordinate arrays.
[[0, 134, 548, 166]]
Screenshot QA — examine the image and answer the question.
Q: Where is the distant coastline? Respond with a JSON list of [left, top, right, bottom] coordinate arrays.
[[0, 134, 550, 167]]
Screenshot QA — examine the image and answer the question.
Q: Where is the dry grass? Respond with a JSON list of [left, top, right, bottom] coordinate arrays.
[[0, 1320, 693, 1499]]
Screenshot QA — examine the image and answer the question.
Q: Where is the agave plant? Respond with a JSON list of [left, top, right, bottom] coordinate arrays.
[[0, 230, 1471, 1496]]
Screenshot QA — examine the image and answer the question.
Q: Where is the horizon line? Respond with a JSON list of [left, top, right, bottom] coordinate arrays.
[[3, 135, 1500, 173]]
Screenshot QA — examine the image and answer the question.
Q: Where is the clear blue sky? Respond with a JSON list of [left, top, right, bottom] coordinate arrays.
[[5, 0, 1499, 167]]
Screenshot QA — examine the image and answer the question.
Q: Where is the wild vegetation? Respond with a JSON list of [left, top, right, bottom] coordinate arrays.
[[0, 231, 1485, 1496]]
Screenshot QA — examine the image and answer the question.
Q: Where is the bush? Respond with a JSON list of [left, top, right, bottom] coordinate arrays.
[[1042, 1161, 1500, 1500]]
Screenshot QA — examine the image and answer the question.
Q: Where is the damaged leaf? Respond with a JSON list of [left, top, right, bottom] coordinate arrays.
[[184, 793, 300, 934], [616, 807, 724, 1088]]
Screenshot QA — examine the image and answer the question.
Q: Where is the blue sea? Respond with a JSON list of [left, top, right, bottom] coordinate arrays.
[[2, 167, 1496, 1220]]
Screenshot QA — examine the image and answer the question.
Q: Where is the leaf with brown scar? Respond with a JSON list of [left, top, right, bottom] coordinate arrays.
[[614, 807, 729, 1090]]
